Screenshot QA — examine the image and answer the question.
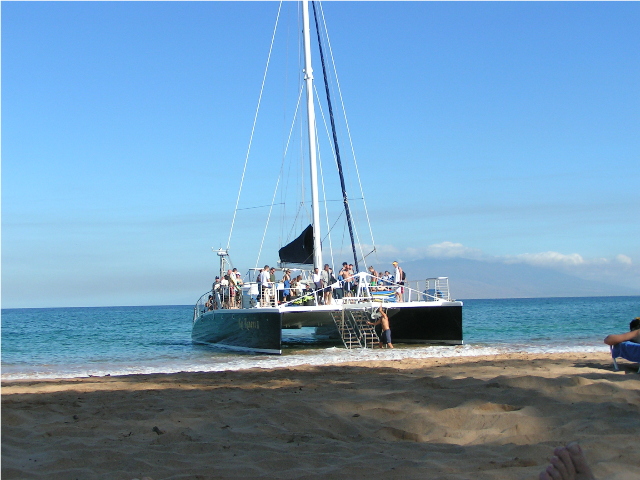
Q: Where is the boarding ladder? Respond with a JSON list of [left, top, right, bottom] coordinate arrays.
[[330, 308, 380, 349]]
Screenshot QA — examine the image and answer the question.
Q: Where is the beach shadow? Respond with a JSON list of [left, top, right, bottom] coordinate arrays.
[[3, 356, 640, 480], [572, 360, 640, 377]]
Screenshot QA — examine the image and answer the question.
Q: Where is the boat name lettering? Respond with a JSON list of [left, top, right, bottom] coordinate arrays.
[[239, 319, 260, 330]]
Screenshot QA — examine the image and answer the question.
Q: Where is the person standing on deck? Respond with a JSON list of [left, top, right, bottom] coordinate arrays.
[[392, 261, 403, 302], [233, 268, 243, 307], [349, 264, 357, 296], [343, 265, 353, 297], [338, 262, 348, 279], [281, 269, 292, 303], [212, 276, 222, 309], [220, 274, 230, 308], [259, 265, 272, 306], [322, 264, 332, 305], [232, 268, 243, 286], [312, 267, 323, 303], [368, 266, 378, 290], [227, 269, 237, 308], [338, 262, 349, 297]]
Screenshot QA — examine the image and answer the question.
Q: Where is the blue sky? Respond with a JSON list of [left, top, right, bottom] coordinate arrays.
[[2, 1, 639, 308]]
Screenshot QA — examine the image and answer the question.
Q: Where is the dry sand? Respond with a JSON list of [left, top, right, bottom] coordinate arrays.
[[2, 352, 639, 480]]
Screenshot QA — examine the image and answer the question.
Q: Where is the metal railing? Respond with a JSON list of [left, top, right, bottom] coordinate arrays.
[[193, 284, 246, 322], [194, 273, 454, 322], [338, 273, 453, 303]]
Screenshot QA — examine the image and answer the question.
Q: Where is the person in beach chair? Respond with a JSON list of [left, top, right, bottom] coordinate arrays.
[[604, 317, 640, 372], [539, 442, 596, 480]]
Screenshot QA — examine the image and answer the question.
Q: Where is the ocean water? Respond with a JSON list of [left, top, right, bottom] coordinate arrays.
[[2, 296, 638, 380]]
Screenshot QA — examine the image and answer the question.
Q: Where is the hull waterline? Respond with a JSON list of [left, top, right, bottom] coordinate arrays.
[[192, 308, 282, 354], [192, 300, 462, 354]]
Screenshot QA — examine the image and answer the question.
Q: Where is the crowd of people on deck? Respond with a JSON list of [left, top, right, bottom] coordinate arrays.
[[205, 268, 244, 311], [207, 261, 406, 310]]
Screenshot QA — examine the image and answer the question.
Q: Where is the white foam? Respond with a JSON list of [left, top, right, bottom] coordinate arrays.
[[1, 343, 609, 381]]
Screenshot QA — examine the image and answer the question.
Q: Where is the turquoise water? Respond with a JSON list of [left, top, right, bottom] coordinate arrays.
[[2, 296, 638, 380]]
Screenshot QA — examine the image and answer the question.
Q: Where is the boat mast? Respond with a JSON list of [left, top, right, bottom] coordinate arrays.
[[302, 0, 323, 270], [311, 1, 360, 274]]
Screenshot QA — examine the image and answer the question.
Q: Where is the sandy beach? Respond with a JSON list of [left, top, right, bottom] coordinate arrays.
[[2, 352, 639, 480]]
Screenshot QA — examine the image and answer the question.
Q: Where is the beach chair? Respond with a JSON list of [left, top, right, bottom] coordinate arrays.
[[610, 342, 640, 373]]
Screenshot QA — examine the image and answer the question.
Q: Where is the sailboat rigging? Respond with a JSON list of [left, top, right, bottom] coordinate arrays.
[[192, 0, 463, 354], [311, 1, 359, 272]]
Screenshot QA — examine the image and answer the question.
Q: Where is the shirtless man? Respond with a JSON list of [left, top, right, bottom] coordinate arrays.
[[603, 317, 640, 346], [367, 304, 393, 349], [539, 442, 596, 480]]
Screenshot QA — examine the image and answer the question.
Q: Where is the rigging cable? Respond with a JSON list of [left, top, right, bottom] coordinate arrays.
[[281, 86, 307, 246], [312, 88, 367, 263], [312, 0, 360, 273], [226, 2, 283, 251], [312, 87, 337, 270], [316, 1, 377, 268], [255, 84, 306, 268]]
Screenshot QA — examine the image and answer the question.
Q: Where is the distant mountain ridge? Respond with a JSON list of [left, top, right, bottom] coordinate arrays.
[[397, 258, 639, 299]]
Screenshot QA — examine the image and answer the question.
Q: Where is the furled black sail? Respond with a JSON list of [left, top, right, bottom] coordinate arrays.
[[279, 224, 315, 264]]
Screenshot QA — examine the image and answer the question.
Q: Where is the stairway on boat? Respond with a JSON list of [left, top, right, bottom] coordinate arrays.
[[330, 309, 380, 349]]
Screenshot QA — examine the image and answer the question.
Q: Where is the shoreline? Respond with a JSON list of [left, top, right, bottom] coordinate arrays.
[[0, 351, 621, 388], [1, 343, 613, 382], [3, 352, 639, 479]]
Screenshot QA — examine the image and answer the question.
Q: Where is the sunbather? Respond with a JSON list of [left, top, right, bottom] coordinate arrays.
[[539, 442, 595, 480], [603, 317, 640, 346]]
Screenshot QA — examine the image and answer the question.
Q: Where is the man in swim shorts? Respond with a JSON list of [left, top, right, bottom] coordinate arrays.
[[367, 304, 393, 349]]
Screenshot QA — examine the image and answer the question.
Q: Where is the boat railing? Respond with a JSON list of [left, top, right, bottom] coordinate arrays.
[[280, 283, 325, 307], [194, 274, 453, 319], [352, 272, 452, 303], [276, 273, 452, 307], [193, 290, 213, 322], [423, 277, 451, 301], [193, 282, 248, 321]]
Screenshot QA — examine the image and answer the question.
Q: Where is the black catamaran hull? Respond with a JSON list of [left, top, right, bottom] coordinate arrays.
[[192, 309, 282, 354], [192, 302, 462, 354], [386, 303, 463, 344], [280, 303, 463, 344]]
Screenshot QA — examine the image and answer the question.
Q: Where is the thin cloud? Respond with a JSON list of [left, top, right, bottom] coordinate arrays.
[[504, 251, 587, 267], [423, 241, 484, 260], [354, 241, 634, 270], [616, 254, 633, 265]]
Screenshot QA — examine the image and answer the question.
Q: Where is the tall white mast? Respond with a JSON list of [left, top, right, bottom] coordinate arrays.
[[302, 0, 323, 269]]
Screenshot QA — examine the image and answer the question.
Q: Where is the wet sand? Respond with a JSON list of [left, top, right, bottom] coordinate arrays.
[[2, 352, 639, 479]]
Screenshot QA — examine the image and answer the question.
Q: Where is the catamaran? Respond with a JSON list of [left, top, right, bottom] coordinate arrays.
[[192, 1, 462, 354]]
